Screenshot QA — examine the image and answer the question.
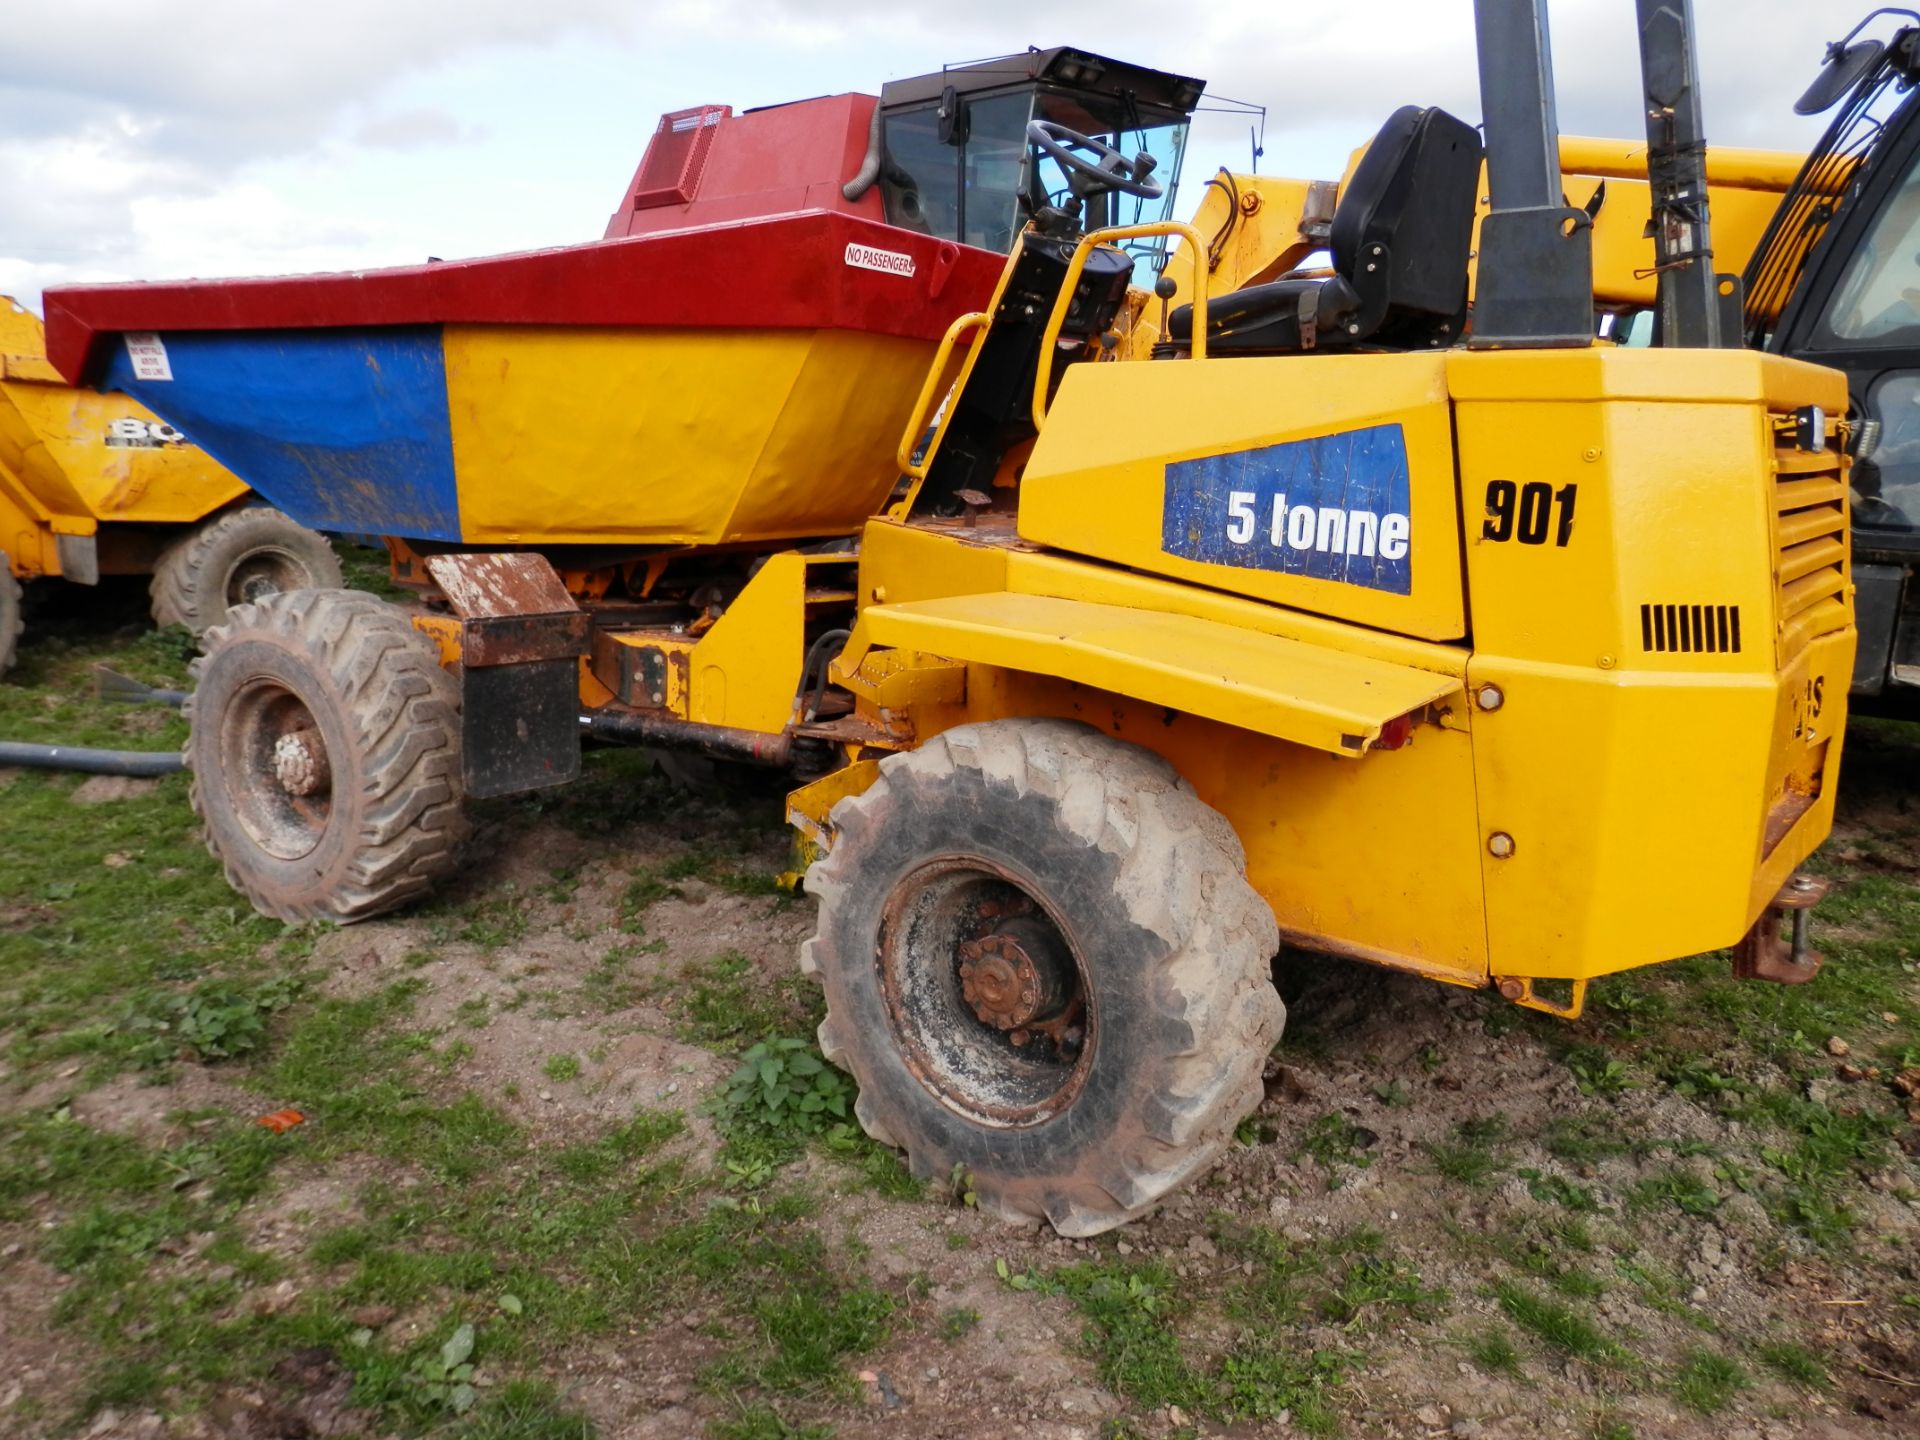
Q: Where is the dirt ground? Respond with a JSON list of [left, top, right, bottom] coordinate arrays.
[[0, 609, 1916, 1440]]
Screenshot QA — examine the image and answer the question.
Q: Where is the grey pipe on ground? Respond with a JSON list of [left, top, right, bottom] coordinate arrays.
[[0, 742, 184, 776]]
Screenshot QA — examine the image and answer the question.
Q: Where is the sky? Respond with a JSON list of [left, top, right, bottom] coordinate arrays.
[[0, 0, 1873, 313]]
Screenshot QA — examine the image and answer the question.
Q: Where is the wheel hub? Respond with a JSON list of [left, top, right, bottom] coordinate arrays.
[[956, 917, 1076, 1045], [271, 730, 329, 797], [227, 548, 304, 608], [878, 858, 1095, 1128], [957, 934, 1043, 1030], [238, 573, 282, 604]]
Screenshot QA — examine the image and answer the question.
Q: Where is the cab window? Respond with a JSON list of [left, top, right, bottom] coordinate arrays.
[[878, 106, 960, 237], [1818, 167, 1920, 345], [880, 91, 1188, 285]]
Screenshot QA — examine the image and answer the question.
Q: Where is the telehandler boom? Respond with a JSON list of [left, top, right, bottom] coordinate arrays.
[[43, 0, 1853, 1232]]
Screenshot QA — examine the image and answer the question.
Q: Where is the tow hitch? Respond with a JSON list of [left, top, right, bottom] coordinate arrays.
[[1732, 873, 1829, 985]]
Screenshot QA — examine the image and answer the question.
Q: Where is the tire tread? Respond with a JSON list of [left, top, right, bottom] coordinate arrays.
[[804, 718, 1283, 1236], [188, 589, 465, 923]]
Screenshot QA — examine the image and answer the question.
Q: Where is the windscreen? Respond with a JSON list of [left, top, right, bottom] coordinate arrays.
[[881, 87, 1189, 284]]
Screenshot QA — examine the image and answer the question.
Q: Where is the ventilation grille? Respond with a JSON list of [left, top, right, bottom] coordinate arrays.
[[1771, 428, 1849, 665], [630, 105, 730, 211], [1641, 603, 1742, 654]]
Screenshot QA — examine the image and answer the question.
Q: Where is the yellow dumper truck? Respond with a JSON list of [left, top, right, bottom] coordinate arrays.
[[0, 296, 339, 673], [45, 0, 1854, 1232]]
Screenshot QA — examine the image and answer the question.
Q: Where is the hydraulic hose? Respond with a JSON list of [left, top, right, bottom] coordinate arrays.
[[0, 742, 184, 776], [796, 628, 852, 723], [843, 103, 886, 201]]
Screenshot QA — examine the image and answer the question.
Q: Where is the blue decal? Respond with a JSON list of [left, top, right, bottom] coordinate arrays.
[[101, 327, 462, 541], [1161, 424, 1413, 595]]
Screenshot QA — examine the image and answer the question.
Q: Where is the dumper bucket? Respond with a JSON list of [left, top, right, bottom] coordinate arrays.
[[43, 213, 1002, 548]]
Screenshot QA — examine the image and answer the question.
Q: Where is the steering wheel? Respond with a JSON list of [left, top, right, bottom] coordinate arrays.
[[1026, 119, 1163, 200]]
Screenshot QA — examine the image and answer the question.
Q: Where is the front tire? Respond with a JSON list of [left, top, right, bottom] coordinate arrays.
[[802, 719, 1284, 1235], [187, 589, 466, 923], [152, 506, 343, 635]]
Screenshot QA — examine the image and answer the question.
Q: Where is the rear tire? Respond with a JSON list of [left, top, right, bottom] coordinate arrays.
[[0, 560, 20, 676], [801, 718, 1284, 1235], [187, 589, 466, 923], [152, 507, 343, 636]]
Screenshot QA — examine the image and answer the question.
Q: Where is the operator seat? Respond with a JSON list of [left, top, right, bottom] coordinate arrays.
[[1167, 105, 1483, 353]]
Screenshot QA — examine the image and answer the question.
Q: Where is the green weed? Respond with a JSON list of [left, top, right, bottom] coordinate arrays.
[[1565, 1045, 1634, 1095], [1465, 1327, 1522, 1374], [119, 975, 302, 1063], [1426, 1116, 1508, 1186], [713, 1038, 853, 1144], [1493, 1281, 1617, 1362], [1755, 1339, 1830, 1390], [1629, 1167, 1722, 1218], [1673, 1346, 1747, 1414], [1297, 1111, 1377, 1184], [941, 1306, 980, 1339]]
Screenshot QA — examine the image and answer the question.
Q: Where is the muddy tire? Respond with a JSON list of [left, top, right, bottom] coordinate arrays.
[[802, 718, 1284, 1236], [187, 589, 467, 923], [0, 559, 20, 676], [152, 506, 344, 636]]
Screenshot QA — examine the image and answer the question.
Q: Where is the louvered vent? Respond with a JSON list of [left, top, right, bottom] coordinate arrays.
[[1640, 603, 1741, 654], [629, 105, 730, 211], [1770, 429, 1849, 666]]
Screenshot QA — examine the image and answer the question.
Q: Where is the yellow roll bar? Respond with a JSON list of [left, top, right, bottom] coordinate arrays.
[[1032, 221, 1211, 432], [895, 311, 990, 479]]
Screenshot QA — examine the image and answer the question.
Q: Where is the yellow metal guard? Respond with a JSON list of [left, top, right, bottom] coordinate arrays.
[[1031, 221, 1211, 431], [895, 312, 989, 479]]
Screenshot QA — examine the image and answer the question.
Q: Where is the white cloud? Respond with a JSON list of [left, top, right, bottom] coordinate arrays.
[[353, 108, 486, 151], [0, 0, 1874, 310]]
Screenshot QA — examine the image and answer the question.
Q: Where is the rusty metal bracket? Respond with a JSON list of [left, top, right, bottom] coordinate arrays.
[[421, 553, 586, 799], [1731, 872, 1829, 985], [423, 552, 588, 668]]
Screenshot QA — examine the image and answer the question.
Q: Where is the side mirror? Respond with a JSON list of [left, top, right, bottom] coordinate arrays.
[[1796, 37, 1886, 115], [937, 85, 969, 145]]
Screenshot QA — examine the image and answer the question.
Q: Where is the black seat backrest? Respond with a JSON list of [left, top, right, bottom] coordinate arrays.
[[1162, 105, 1483, 355], [1331, 105, 1484, 336], [1162, 106, 1481, 355]]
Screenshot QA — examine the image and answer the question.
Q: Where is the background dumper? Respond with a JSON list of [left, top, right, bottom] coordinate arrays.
[[0, 295, 339, 673]]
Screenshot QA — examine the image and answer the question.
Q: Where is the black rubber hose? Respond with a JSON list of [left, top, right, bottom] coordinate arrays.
[[797, 628, 852, 723], [843, 103, 886, 201], [0, 742, 184, 776]]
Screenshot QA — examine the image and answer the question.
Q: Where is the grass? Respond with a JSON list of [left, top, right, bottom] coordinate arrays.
[[1017, 1225, 1446, 1435], [1672, 1347, 1748, 1414], [1754, 1339, 1830, 1391], [1492, 1281, 1619, 1363], [1296, 1111, 1377, 1185], [1426, 1115, 1508, 1186], [1464, 1326, 1522, 1374], [671, 949, 819, 1047], [0, 606, 895, 1432], [3, 603, 1915, 1437], [6, 961, 899, 1428]]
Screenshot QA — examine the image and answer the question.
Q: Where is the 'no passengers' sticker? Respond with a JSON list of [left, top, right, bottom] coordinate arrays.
[[844, 242, 916, 278]]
